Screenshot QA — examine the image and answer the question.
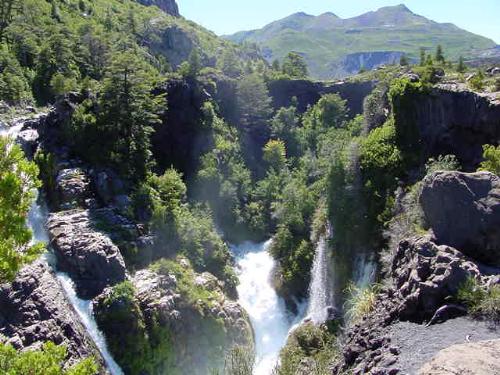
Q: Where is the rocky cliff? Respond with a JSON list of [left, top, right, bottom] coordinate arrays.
[[137, 0, 180, 17]]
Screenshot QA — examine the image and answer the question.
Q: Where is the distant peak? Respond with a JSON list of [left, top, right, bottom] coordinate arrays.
[[318, 12, 339, 18], [290, 11, 312, 17], [387, 4, 413, 13]]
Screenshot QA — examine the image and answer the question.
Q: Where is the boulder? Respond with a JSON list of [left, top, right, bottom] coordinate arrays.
[[16, 128, 39, 158], [420, 171, 500, 266], [55, 168, 92, 209], [0, 261, 104, 370], [391, 236, 481, 320], [47, 209, 126, 299], [94, 262, 253, 374], [419, 339, 500, 375]]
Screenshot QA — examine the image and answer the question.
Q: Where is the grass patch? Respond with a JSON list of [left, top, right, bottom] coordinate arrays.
[[344, 282, 381, 325], [457, 277, 500, 321]]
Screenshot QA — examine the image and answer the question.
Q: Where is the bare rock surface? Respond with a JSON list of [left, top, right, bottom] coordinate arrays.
[[418, 338, 500, 375], [47, 209, 126, 299], [0, 261, 105, 370], [420, 171, 500, 266]]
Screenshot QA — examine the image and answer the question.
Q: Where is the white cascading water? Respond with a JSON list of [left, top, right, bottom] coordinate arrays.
[[305, 235, 333, 324], [2, 121, 123, 375], [231, 240, 303, 375]]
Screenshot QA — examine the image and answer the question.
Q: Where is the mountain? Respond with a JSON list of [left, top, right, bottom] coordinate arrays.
[[225, 4, 497, 79]]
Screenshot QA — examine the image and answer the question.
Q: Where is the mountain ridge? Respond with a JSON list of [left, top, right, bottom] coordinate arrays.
[[224, 4, 497, 79]]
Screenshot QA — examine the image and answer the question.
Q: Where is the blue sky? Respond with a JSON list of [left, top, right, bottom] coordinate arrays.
[[178, 0, 500, 43]]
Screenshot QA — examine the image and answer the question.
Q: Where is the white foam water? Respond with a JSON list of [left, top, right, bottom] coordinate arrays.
[[232, 240, 301, 375]]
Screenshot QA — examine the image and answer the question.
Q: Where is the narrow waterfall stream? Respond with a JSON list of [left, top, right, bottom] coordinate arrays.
[[2, 121, 123, 375], [306, 235, 333, 324], [231, 240, 304, 375]]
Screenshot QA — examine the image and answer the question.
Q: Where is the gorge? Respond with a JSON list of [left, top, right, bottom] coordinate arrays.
[[0, 0, 500, 375]]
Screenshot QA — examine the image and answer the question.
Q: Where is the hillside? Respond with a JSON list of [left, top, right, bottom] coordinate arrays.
[[225, 4, 497, 79]]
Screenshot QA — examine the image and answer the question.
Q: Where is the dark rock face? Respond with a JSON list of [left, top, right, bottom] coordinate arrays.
[[420, 171, 500, 266], [267, 79, 375, 117], [0, 261, 104, 370], [151, 78, 212, 177], [136, 0, 179, 17], [47, 209, 127, 299], [399, 85, 500, 170]]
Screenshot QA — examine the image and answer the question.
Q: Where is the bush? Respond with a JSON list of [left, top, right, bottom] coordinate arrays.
[[457, 278, 500, 321], [469, 71, 485, 90], [344, 282, 381, 325], [478, 144, 500, 175], [278, 323, 339, 375], [0, 341, 97, 375], [425, 154, 460, 175]]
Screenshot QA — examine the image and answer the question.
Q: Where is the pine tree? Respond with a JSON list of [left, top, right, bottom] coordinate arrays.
[[420, 47, 426, 66], [457, 56, 466, 73], [435, 45, 445, 64], [272, 59, 280, 71], [400, 54, 409, 66], [282, 52, 308, 79]]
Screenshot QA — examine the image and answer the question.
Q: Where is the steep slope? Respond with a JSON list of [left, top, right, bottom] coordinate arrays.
[[225, 4, 497, 79]]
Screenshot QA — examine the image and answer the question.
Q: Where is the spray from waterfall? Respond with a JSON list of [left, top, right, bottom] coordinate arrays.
[[306, 224, 334, 324]]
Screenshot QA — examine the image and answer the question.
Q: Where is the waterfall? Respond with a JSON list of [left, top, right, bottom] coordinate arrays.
[[305, 233, 333, 324], [231, 240, 303, 375], [4, 120, 123, 374]]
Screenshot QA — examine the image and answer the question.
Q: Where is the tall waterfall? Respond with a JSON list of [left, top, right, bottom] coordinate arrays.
[[3, 120, 123, 375], [231, 240, 303, 375], [306, 233, 333, 324]]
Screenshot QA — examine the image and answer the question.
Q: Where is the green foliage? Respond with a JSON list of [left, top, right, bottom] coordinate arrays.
[[221, 346, 254, 375], [399, 54, 409, 66], [216, 48, 243, 78], [0, 44, 32, 102], [263, 139, 287, 171], [456, 56, 466, 73], [344, 282, 381, 325], [278, 323, 339, 375], [425, 154, 460, 175], [435, 44, 445, 64], [236, 72, 272, 129], [495, 78, 500, 92], [478, 144, 500, 175], [0, 136, 43, 282], [270, 106, 300, 157], [469, 70, 485, 90], [457, 277, 500, 321], [0, 341, 97, 375], [281, 52, 308, 79], [96, 281, 174, 375]]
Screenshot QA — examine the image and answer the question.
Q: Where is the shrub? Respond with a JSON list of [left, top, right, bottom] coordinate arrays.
[[221, 346, 254, 375], [278, 323, 339, 375], [344, 282, 381, 325], [478, 144, 500, 176], [0, 341, 97, 374], [457, 277, 500, 321], [425, 154, 460, 175], [469, 71, 485, 90]]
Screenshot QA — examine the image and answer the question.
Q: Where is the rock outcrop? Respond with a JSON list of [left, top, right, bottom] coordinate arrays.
[[420, 171, 500, 266], [395, 85, 500, 169], [419, 339, 500, 375], [94, 260, 253, 374], [267, 78, 375, 117], [137, 0, 179, 17], [335, 235, 493, 374], [0, 261, 104, 370], [47, 209, 127, 299], [55, 168, 92, 210]]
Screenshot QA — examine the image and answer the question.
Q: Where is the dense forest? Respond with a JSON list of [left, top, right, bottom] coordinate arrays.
[[1, 0, 500, 374]]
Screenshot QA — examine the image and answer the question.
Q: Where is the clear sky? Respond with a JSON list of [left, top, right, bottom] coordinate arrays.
[[178, 0, 500, 43]]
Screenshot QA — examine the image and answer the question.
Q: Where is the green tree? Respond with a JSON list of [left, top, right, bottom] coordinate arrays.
[[419, 47, 426, 66], [236, 73, 272, 129], [282, 52, 308, 79], [187, 48, 201, 77], [435, 45, 445, 64], [457, 56, 466, 73], [399, 54, 409, 66], [271, 106, 299, 156], [479, 145, 500, 175], [98, 51, 164, 180], [0, 137, 44, 282], [0, 342, 97, 374], [0, 0, 20, 41], [272, 59, 280, 71], [263, 139, 287, 171], [217, 49, 242, 78]]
